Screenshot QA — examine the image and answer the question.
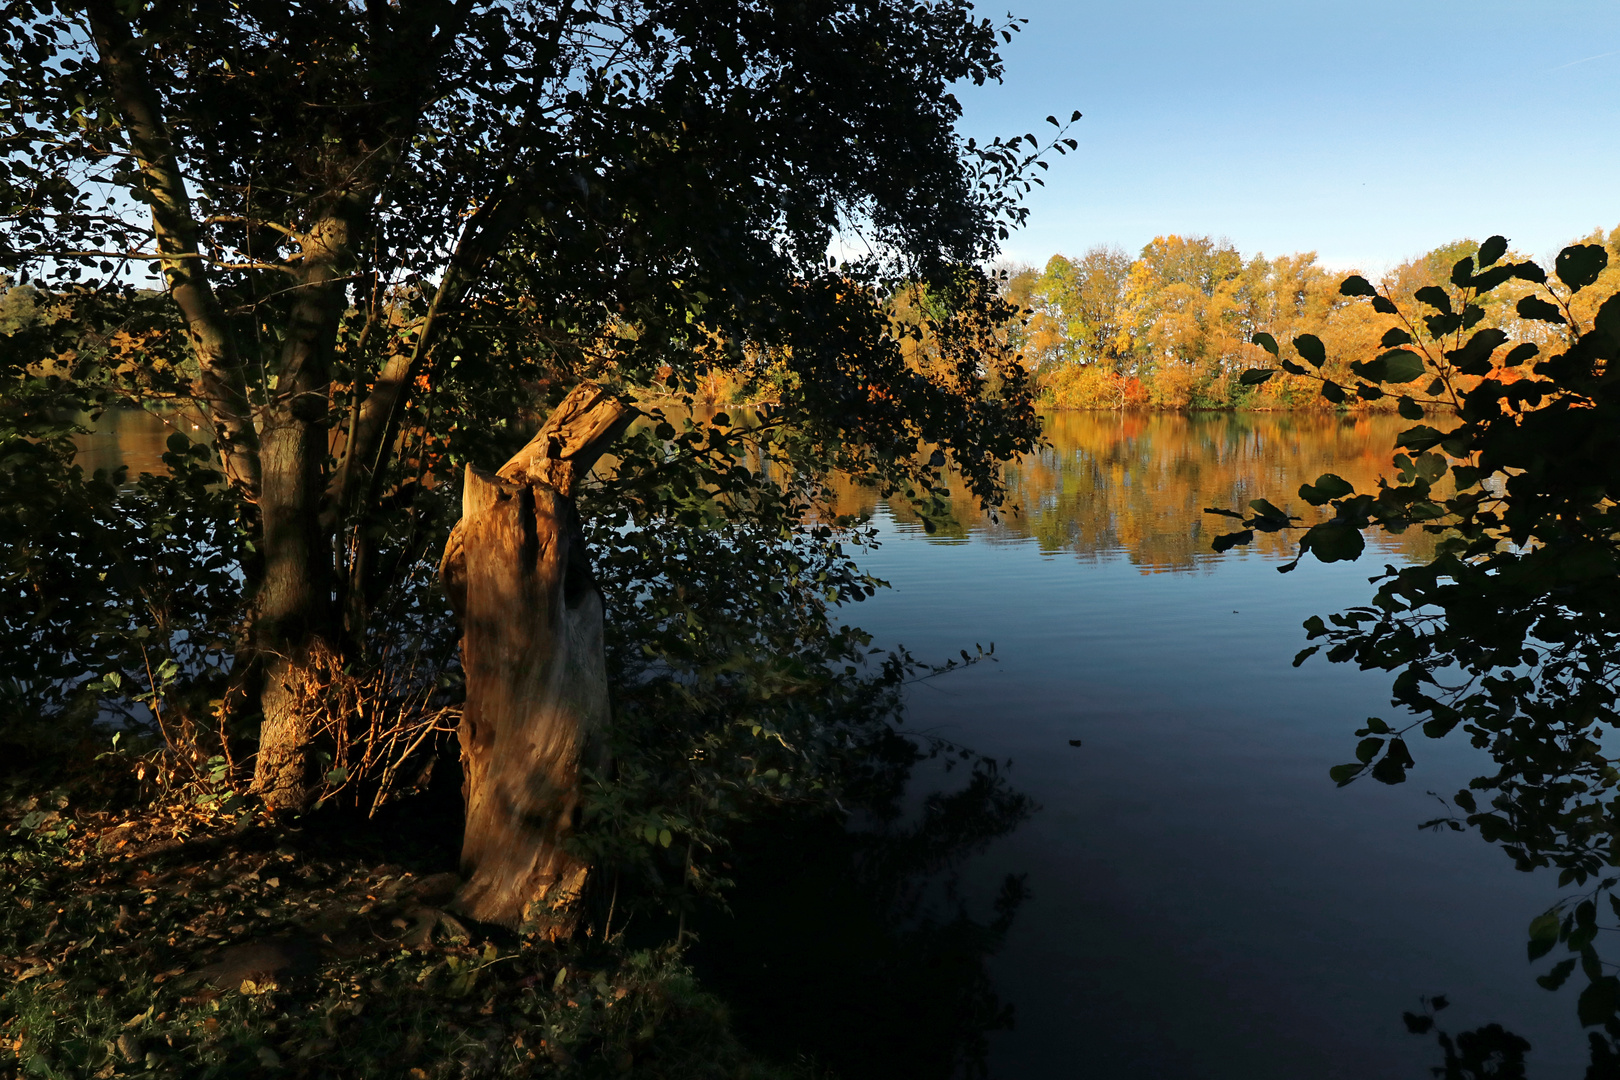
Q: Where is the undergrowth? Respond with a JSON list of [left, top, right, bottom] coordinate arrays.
[[0, 747, 822, 1080]]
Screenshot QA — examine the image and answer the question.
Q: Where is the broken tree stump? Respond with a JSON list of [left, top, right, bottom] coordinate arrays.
[[439, 383, 637, 931]]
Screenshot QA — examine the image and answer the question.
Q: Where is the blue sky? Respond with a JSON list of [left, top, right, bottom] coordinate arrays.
[[956, 0, 1620, 272]]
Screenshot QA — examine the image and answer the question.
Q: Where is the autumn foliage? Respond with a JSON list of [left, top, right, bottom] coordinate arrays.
[[1008, 226, 1620, 410]]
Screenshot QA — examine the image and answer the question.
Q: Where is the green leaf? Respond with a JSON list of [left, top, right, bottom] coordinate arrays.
[[1248, 498, 1288, 520], [1580, 976, 1620, 1027], [165, 432, 190, 454], [1211, 529, 1253, 553], [1502, 342, 1538, 367], [1413, 452, 1448, 483], [1516, 296, 1566, 324], [1380, 349, 1426, 383], [1448, 328, 1508, 375], [1371, 295, 1399, 315], [1450, 256, 1475, 288], [1370, 737, 1413, 784], [1355, 737, 1384, 763], [1414, 285, 1452, 314], [1514, 261, 1548, 284], [1594, 292, 1620, 345], [1425, 311, 1463, 337], [1298, 473, 1354, 506], [1301, 521, 1364, 563], [1328, 763, 1363, 786], [1453, 789, 1476, 813], [1421, 715, 1459, 738], [1320, 380, 1347, 404], [1380, 327, 1413, 348], [1478, 235, 1508, 268], [1528, 911, 1561, 962], [1293, 334, 1326, 367], [1397, 396, 1424, 420], [1472, 264, 1516, 292], [1396, 425, 1445, 451], [659, 828, 673, 848], [1238, 368, 1276, 386], [1252, 331, 1280, 356], [1339, 275, 1377, 297], [1537, 958, 1577, 991], [1556, 244, 1608, 292]]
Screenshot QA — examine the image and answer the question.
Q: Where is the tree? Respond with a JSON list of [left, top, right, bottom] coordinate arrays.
[[1, 1, 1071, 937], [1213, 235, 1620, 1050], [1, 0, 1059, 798], [1123, 235, 1248, 407], [1010, 247, 1128, 370]]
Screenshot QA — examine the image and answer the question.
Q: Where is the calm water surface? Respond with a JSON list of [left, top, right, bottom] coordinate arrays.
[[841, 412, 1583, 1078], [79, 408, 1586, 1076]]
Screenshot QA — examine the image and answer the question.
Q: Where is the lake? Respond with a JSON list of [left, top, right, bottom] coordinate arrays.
[[77, 407, 1586, 1076], [818, 411, 1584, 1078]]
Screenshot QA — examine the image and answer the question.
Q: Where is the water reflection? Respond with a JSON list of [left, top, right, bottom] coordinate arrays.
[[690, 744, 1032, 1080], [840, 414, 1588, 1077], [77, 408, 1440, 574], [71, 405, 206, 478], [834, 412, 1438, 569]]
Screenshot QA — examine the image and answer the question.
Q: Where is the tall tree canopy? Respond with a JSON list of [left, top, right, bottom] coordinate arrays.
[[0, 0, 1057, 808]]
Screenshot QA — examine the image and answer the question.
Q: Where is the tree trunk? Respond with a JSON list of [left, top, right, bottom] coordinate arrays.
[[441, 384, 637, 930], [249, 210, 351, 810]]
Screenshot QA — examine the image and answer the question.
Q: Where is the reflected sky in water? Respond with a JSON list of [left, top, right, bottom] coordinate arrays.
[[847, 413, 1583, 1079]]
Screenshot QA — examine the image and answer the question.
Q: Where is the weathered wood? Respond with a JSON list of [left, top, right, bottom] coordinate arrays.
[[496, 382, 640, 495], [440, 383, 636, 930]]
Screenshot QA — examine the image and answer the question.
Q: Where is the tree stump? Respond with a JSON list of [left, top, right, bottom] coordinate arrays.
[[439, 383, 636, 931]]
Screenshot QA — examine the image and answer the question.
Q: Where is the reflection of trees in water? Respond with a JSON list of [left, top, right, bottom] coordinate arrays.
[[689, 733, 1033, 1080], [71, 405, 210, 479], [834, 412, 1441, 570]]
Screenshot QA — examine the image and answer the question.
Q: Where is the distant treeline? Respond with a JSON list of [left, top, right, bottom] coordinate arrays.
[[1004, 226, 1620, 410]]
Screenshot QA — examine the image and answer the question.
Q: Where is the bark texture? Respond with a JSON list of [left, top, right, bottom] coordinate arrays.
[[248, 208, 350, 808], [441, 384, 636, 930]]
